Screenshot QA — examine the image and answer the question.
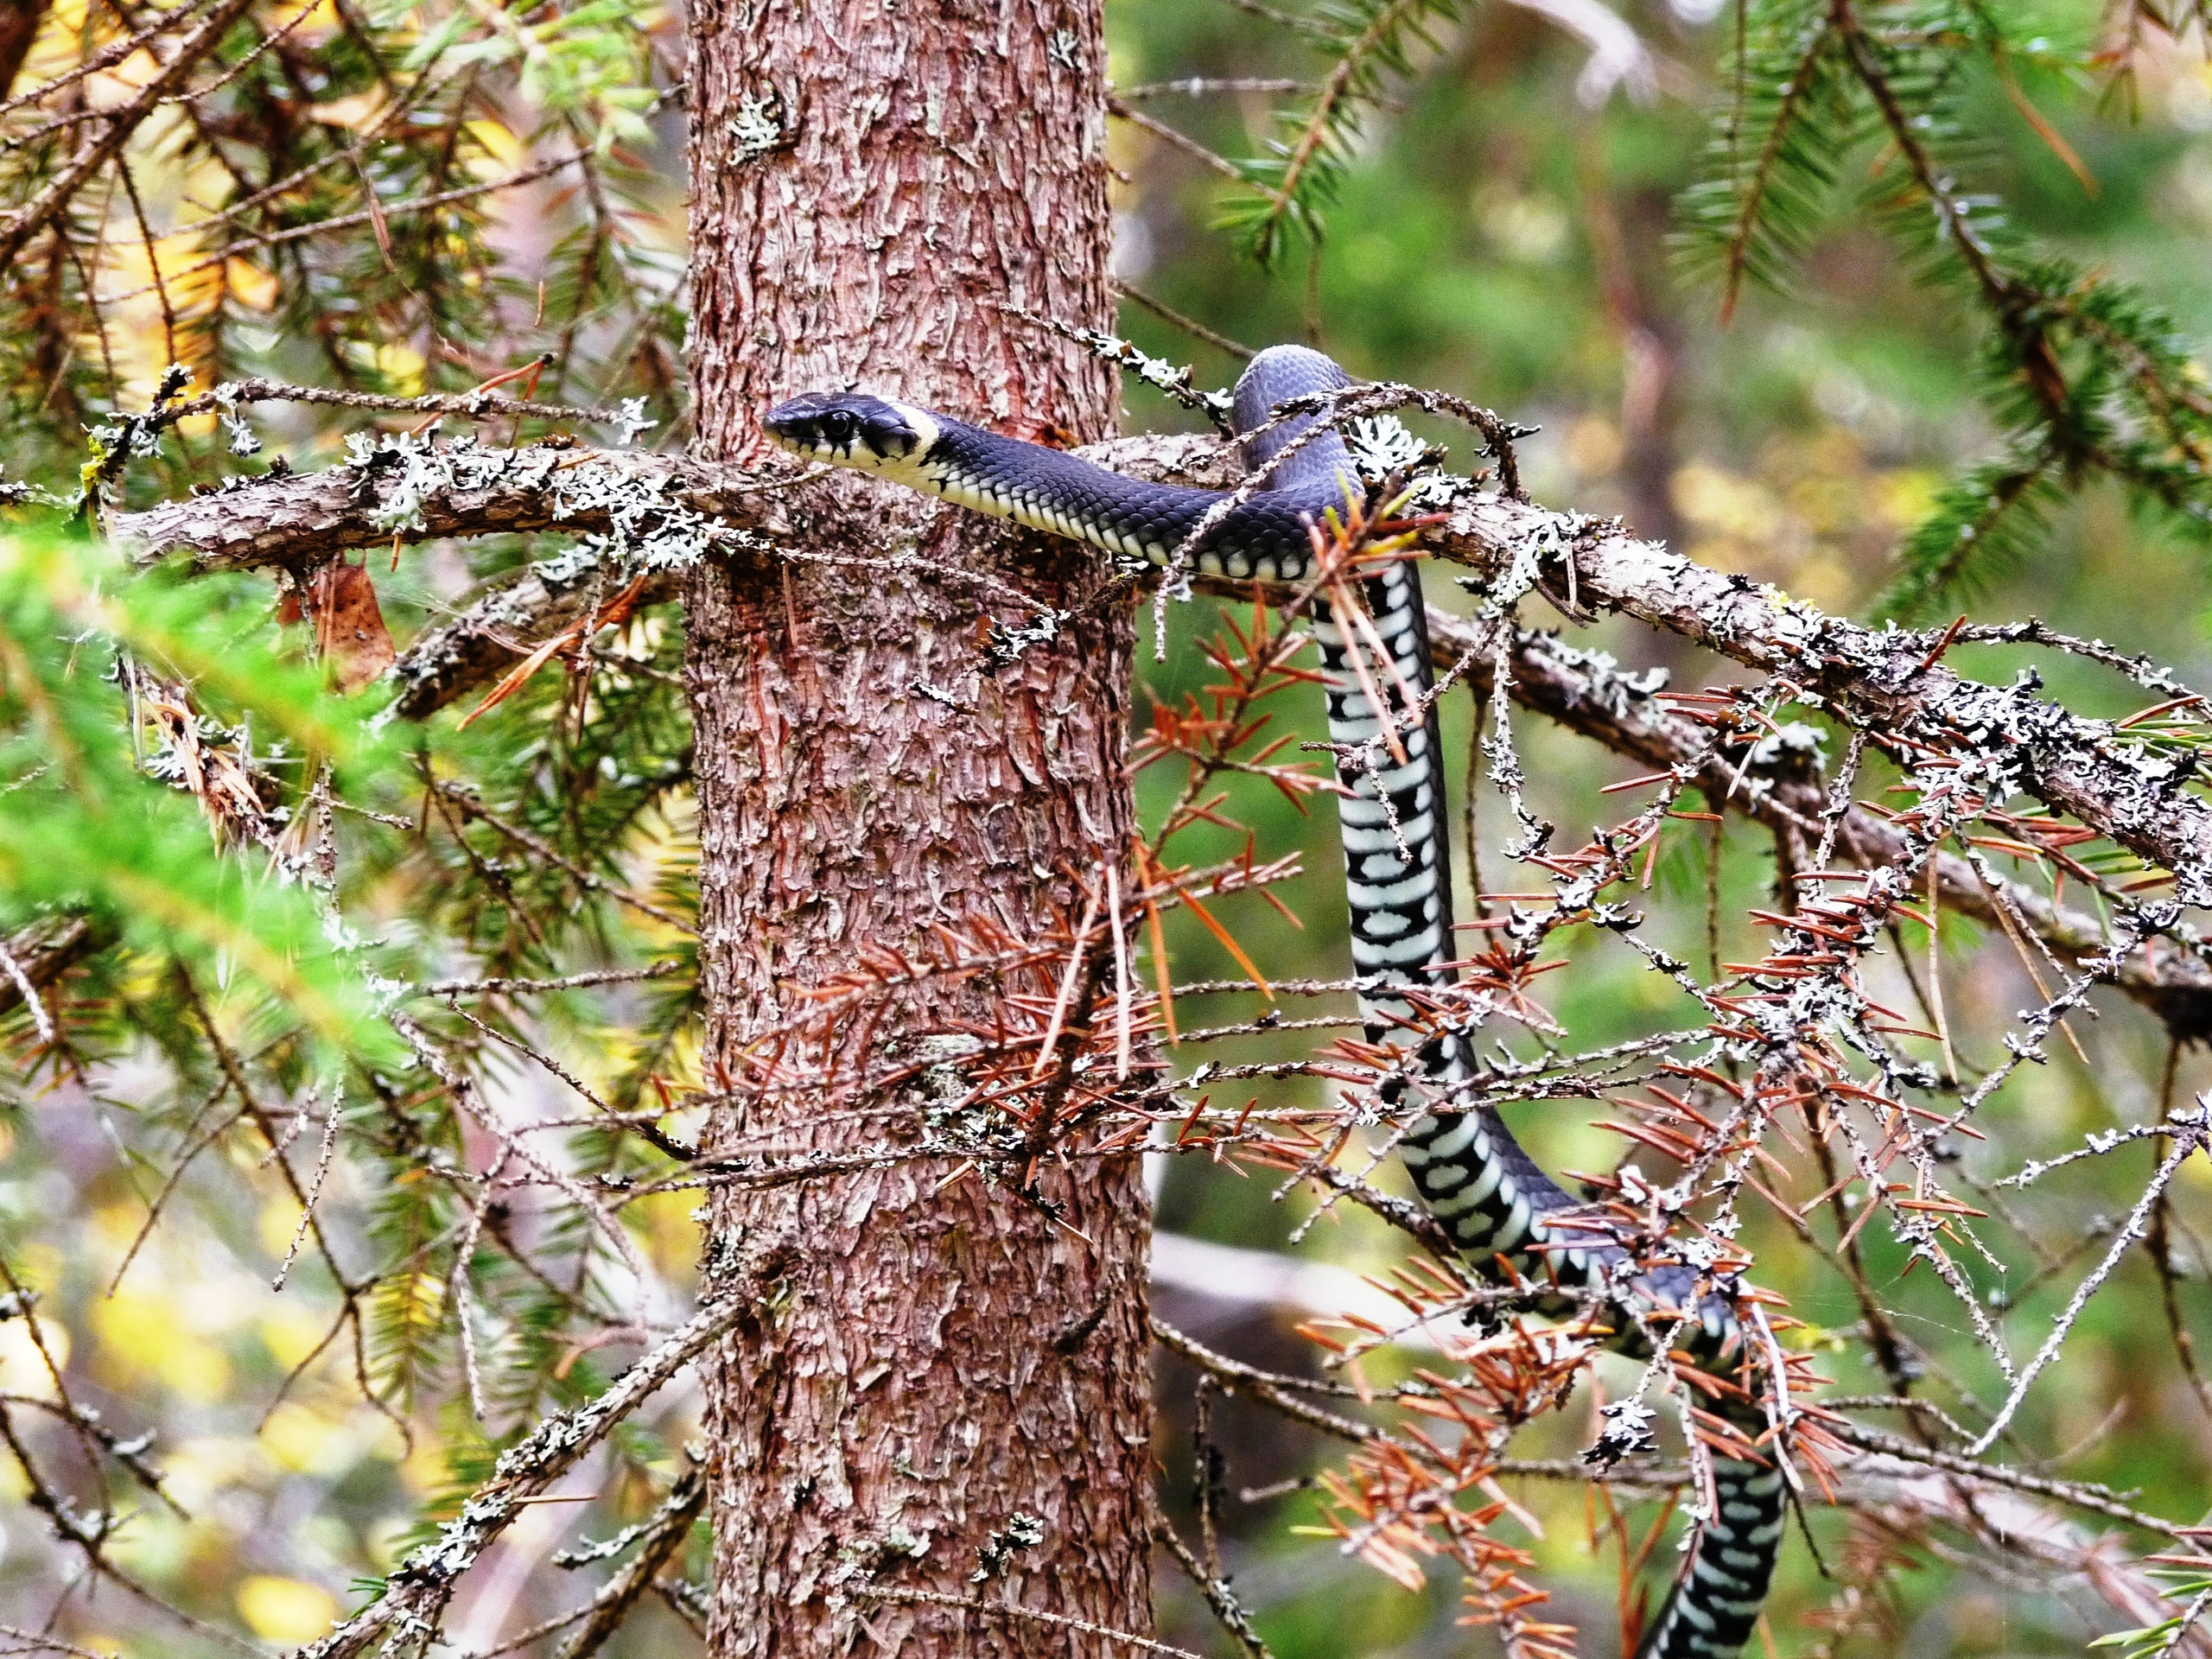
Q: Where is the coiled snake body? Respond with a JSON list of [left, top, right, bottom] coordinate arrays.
[[766, 347, 1783, 1659]]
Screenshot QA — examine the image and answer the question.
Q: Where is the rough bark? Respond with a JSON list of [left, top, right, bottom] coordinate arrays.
[[677, 5, 1152, 1657], [0, 0, 48, 101]]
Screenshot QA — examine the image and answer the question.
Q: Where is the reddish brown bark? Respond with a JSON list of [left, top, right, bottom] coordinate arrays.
[[680, 4, 1153, 1656], [0, 0, 47, 99]]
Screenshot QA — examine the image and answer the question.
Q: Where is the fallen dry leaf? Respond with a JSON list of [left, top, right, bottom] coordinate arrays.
[[304, 559, 397, 695]]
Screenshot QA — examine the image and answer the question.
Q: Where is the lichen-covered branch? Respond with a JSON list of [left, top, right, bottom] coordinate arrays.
[[109, 429, 2212, 912], [550, 1463, 706, 1659], [296, 1274, 785, 1659], [1454, 499, 2212, 907], [1438, 610, 2212, 1033], [113, 442, 789, 577], [391, 568, 683, 721]]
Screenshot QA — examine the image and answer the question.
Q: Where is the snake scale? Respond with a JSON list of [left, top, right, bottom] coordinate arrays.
[[766, 346, 1784, 1659]]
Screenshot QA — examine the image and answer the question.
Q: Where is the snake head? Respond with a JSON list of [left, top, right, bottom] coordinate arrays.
[[763, 392, 938, 471]]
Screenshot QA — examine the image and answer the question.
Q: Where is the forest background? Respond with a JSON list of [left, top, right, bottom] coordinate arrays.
[[6, 0, 2212, 1656]]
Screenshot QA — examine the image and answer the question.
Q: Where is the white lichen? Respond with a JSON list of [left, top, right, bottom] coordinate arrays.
[[728, 91, 785, 163]]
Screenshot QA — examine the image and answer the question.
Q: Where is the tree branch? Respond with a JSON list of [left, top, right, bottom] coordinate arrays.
[[1424, 481, 2212, 909], [1442, 609, 2212, 1033], [296, 1259, 788, 1659], [391, 568, 681, 721], [107, 433, 2212, 909], [0, 0, 260, 272], [550, 1463, 705, 1659], [117, 447, 771, 577], [0, 913, 114, 1017]]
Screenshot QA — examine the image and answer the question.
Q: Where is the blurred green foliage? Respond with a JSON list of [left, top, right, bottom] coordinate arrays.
[[0, 531, 404, 1063]]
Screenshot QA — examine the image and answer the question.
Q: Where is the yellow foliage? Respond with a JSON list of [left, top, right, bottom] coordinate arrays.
[[1672, 461, 1785, 544], [86, 48, 162, 106], [160, 1434, 271, 1510], [92, 1198, 143, 1254], [94, 202, 232, 412], [29, 0, 89, 68], [14, 1241, 62, 1294], [466, 118, 528, 175], [0, 1314, 72, 1396], [369, 343, 427, 397], [92, 1288, 232, 1400], [257, 1398, 406, 1481], [2180, 1147, 2212, 1195], [237, 1576, 340, 1644], [260, 1303, 332, 1370], [227, 258, 283, 313], [1875, 467, 1941, 530], [1669, 432, 1908, 609], [309, 90, 391, 131], [259, 1197, 307, 1260], [1562, 415, 1622, 480], [261, 1402, 353, 1475], [626, 1185, 704, 1278], [399, 1426, 454, 1496]]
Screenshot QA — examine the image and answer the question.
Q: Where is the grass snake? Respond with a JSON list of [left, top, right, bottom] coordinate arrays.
[[765, 346, 1785, 1659]]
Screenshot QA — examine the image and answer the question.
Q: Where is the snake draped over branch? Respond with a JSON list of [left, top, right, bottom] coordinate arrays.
[[766, 345, 1790, 1659]]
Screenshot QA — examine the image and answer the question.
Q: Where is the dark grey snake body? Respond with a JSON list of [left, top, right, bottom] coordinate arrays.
[[766, 348, 1783, 1659]]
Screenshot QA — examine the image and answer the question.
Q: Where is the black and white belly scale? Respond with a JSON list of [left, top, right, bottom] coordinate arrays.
[[1235, 356, 1783, 1659], [762, 346, 1784, 1659], [1224, 355, 1602, 1285]]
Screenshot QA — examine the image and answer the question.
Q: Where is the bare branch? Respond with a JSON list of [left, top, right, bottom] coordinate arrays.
[[297, 1268, 788, 1659], [550, 1463, 705, 1659], [1438, 608, 2212, 1030], [0, 0, 260, 271], [393, 567, 681, 721]]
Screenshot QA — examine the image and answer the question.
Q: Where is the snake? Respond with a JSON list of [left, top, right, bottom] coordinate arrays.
[[765, 346, 1784, 1659]]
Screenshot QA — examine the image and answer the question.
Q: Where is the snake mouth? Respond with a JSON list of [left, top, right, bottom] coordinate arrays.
[[764, 391, 937, 470]]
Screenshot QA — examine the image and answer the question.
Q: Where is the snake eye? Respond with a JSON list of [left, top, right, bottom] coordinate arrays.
[[819, 410, 855, 445]]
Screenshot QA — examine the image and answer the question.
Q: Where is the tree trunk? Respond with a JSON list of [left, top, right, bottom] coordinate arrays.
[[680, 4, 1154, 1656], [0, 0, 47, 100]]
